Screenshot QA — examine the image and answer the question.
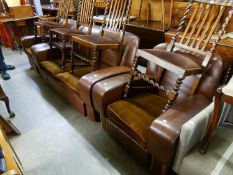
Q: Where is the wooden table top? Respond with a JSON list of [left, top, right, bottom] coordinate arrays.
[[0, 16, 38, 23]]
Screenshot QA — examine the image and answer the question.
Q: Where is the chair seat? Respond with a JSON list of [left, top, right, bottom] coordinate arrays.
[[106, 93, 167, 146], [72, 35, 120, 50], [35, 21, 63, 30], [50, 28, 85, 37], [56, 67, 92, 94], [137, 49, 203, 78], [40, 61, 65, 76]]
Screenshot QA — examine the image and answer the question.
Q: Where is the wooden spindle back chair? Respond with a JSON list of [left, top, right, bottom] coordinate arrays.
[[167, 0, 233, 67], [70, 0, 132, 72], [126, 0, 233, 112]]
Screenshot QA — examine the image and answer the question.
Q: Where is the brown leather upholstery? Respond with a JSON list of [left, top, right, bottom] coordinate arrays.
[[30, 27, 139, 120], [147, 95, 211, 166], [56, 67, 92, 94], [78, 32, 139, 107], [40, 61, 65, 76], [79, 66, 131, 107], [88, 43, 222, 124], [31, 43, 61, 70], [83, 41, 223, 174], [91, 73, 130, 117]]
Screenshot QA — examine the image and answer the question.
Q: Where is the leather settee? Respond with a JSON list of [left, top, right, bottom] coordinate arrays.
[[28, 30, 140, 119], [78, 43, 223, 174]]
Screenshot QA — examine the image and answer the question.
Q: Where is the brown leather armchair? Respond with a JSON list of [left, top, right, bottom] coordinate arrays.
[[86, 43, 223, 174]]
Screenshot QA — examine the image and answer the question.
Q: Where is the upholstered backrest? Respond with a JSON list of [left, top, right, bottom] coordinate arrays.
[[98, 30, 139, 68], [146, 43, 223, 102]]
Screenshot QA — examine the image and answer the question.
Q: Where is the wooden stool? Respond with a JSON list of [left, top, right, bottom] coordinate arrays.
[[200, 83, 233, 154]]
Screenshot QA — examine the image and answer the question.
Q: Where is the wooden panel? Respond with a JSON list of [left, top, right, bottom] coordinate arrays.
[[126, 24, 165, 49], [171, 1, 199, 27], [9, 5, 34, 18]]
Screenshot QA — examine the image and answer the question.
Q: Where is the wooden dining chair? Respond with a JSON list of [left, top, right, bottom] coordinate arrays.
[[133, 0, 233, 111], [70, 0, 133, 72], [49, 0, 96, 69], [34, 0, 74, 42]]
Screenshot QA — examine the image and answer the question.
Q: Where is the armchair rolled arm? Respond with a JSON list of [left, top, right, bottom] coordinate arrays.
[[147, 95, 211, 167], [21, 35, 41, 51], [79, 66, 130, 106]]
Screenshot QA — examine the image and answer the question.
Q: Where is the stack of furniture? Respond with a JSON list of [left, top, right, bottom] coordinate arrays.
[[22, 0, 75, 66], [28, 0, 137, 120], [20, 0, 233, 174]]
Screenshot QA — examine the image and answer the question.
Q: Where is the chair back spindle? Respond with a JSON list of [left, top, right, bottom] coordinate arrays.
[[168, 0, 233, 67], [76, 0, 95, 34], [56, 0, 72, 26]]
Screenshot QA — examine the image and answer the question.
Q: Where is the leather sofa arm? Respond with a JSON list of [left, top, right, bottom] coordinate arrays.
[[79, 66, 131, 106], [147, 95, 211, 167], [21, 35, 40, 51], [92, 74, 131, 116]]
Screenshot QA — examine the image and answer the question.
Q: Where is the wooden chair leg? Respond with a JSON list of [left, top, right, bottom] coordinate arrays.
[[0, 86, 15, 118], [0, 96, 15, 118], [199, 88, 222, 154]]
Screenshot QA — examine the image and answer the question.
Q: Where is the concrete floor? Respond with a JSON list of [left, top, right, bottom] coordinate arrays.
[[0, 47, 151, 175]]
